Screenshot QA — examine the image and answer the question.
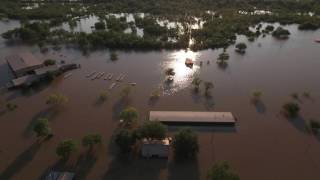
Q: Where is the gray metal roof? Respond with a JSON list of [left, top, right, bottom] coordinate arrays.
[[150, 111, 236, 124], [6, 53, 43, 71]]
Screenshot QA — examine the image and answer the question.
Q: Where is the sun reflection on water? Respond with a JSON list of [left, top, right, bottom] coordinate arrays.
[[162, 50, 201, 94]]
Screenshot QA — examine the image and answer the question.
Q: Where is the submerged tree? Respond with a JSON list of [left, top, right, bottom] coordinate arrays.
[[119, 107, 138, 125], [33, 118, 52, 139], [204, 82, 214, 97], [6, 102, 17, 111], [235, 42, 247, 54], [272, 27, 290, 39], [120, 85, 132, 98], [99, 90, 109, 102], [56, 139, 78, 160], [150, 88, 161, 100], [114, 129, 136, 154], [94, 21, 106, 30], [251, 90, 263, 104], [217, 49, 230, 67], [82, 133, 102, 149], [110, 51, 118, 61], [138, 121, 167, 140], [192, 77, 202, 92], [172, 128, 199, 161], [207, 162, 240, 180], [165, 68, 175, 76], [309, 119, 320, 134], [46, 93, 68, 107], [282, 102, 300, 118]]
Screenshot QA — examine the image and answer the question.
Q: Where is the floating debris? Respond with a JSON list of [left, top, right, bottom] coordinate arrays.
[[128, 82, 136, 86], [109, 82, 116, 89], [108, 73, 114, 80], [64, 73, 72, 79], [104, 73, 111, 80], [97, 72, 105, 79], [119, 74, 126, 81], [116, 74, 123, 81], [86, 71, 96, 78]]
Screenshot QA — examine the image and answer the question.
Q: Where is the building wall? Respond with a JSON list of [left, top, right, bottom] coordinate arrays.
[[14, 64, 44, 77]]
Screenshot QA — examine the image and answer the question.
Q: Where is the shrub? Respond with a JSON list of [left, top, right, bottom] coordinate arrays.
[[99, 91, 109, 101], [282, 102, 300, 117], [33, 118, 52, 138], [138, 121, 167, 140], [119, 107, 138, 125], [114, 129, 136, 154], [82, 133, 102, 148], [207, 162, 240, 180], [94, 21, 106, 30], [6, 102, 17, 111], [272, 27, 290, 39], [44, 59, 56, 66], [235, 42, 247, 54], [56, 139, 78, 159]]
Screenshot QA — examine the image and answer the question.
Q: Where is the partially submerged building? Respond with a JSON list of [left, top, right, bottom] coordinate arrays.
[[4, 52, 80, 89], [141, 138, 171, 158], [150, 111, 236, 125], [6, 53, 44, 77]]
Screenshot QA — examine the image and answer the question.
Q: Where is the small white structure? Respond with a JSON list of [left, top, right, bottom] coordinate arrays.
[[141, 138, 171, 158]]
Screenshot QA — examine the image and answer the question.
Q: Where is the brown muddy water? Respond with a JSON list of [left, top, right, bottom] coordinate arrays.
[[1, 19, 320, 180]]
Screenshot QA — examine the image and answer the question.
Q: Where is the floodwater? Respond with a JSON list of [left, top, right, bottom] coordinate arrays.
[[1, 19, 320, 180]]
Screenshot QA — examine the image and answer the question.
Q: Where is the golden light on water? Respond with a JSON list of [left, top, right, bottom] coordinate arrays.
[[162, 50, 200, 94]]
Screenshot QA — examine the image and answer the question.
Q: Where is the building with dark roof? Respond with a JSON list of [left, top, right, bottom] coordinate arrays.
[[6, 53, 44, 77]]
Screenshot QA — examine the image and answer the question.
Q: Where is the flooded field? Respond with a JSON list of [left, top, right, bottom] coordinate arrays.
[[1, 18, 320, 180]]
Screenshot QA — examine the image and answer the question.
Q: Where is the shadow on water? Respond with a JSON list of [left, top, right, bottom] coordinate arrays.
[[112, 97, 131, 121], [148, 97, 159, 106], [23, 106, 59, 138], [167, 159, 200, 180], [204, 96, 215, 110], [74, 152, 98, 180], [287, 115, 307, 133], [103, 156, 167, 180], [39, 152, 97, 180], [167, 125, 237, 133], [0, 142, 41, 180], [191, 90, 202, 104], [254, 101, 267, 114]]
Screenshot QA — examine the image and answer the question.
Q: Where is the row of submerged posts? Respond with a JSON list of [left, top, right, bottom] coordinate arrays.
[[86, 71, 136, 90]]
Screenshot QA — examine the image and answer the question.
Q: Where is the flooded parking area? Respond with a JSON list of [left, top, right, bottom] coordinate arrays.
[[1, 19, 320, 180]]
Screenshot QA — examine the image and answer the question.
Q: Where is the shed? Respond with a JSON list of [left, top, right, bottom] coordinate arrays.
[[150, 111, 236, 125], [141, 138, 170, 158], [6, 53, 44, 77]]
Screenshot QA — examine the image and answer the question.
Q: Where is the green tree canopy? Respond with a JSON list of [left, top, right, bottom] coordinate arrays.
[[282, 102, 300, 117], [82, 133, 102, 148], [46, 93, 68, 106], [207, 162, 240, 180], [56, 139, 78, 160], [119, 107, 138, 124], [172, 128, 199, 160], [138, 121, 167, 140], [33, 118, 52, 138], [235, 42, 247, 54], [114, 129, 136, 154]]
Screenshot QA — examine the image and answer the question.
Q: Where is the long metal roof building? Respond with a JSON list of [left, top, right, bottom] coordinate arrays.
[[150, 111, 236, 125]]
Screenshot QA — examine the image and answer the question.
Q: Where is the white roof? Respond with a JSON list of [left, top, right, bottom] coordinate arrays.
[[150, 111, 236, 124]]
